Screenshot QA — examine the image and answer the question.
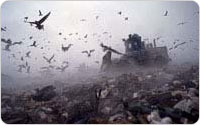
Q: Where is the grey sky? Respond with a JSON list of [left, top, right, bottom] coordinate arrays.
[[1, 1, 199, 78]]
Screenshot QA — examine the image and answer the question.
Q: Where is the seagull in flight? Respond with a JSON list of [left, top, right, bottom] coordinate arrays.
[[96, 16, 99, 20], [193, 11, 199, 16], [177, 22, 188, 25], [17, 64, 26, 72], [84, 34, 88, 38], [82, 49, 95, 57], [118, 11, 122, 15], [62, 61, 69, 65], [26, 66, 31, 74], [24, 17, 28, 22], [39, 10, 43, 16], [25, 51, 31, 58], [1, 38, 12, 45], [12, 41, 23, 45], [30, 41, 37, 47], [61, 44, 73, 52], [1, 27, 6, 32], [4, 44, 11, 51], [43, 54, 55, 64], [56, 65, 69, 72], [80, 19, 86, 21], [26, 12, 51, 30], [164, 10, 168, 16]]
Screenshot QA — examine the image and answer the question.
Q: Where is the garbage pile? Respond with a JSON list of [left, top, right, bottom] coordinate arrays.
[[1, 65, 199, 124]]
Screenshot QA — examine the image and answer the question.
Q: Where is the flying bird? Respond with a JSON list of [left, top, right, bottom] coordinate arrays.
[[103, 32, 108, 34], [11, 54, 15, 58], [61, 44, 73, 52], [84, 34, 88, 38], [177, 22, 188, 25], [95, 61, 100, 64], [26, 66, 31, 73], [41, 65, 54, 70], [17, 64, 26, 72], [169, 47, 173, 51], [80, 19, 86, 21], [56, 65, 69, 72], [41, 66, 50, 70], [25, 51, 31, 58], [174, 42, 186, 49], [24, 17, 28, 22], [25, 61, 28, 67], [118, 11, 122, 15], [96, 16, 99, 20], [43, 54, 55, 64], [4, 44, 11, 51], [193, 11, 199, 16], [81, 49, 95, 57], [164, 11, 168, 16], [12, 41, 23, 45], [39, 10, 43, 16], [26, 12, 51, 30], [125, 17, 128, 20], [21, 57, 24, 61], [1, 27, 6, 32], [1, 38, 22, 51], [30, 41, 37, 47], [1, 38, 12, 45], [62, 61, 69, 65]]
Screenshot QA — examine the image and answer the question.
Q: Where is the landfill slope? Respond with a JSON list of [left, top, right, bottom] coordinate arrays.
[[1, 64, 199, 124]]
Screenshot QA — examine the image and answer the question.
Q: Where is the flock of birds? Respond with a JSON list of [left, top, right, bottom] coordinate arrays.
[[1, 10, 116, 74], [148, 10, 198, 53], [1, 9, 199, 75]]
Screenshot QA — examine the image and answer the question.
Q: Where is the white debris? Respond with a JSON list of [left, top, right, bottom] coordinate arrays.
[[146, 75, 152, 79], [147, 110, 161, 123], [62, 112, 69, 119], [171, 90, 187, 97], [38, 111, 47, 119], [100, 88, 110, 99], [173, 99, 194, 113], [138, 77, 143, 82], [188, 88, 198, 97], [101, 106, 112, 115], [173, 80, 182, 86], [108, 79, 115, 84], [147, 110, 173, 124], [133, 92, 138, 98], [160, 117, 173, 124], [41, 107, 53, 113], [109, 113, 124, 122]]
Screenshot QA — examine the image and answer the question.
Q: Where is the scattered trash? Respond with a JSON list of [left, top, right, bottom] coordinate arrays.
[[1, 65, 199, 124]]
